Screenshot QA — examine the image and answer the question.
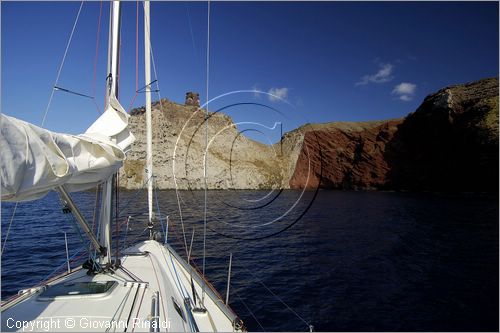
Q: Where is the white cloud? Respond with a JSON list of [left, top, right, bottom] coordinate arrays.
[[392, 82, 417, 101], [392, 82, 417, 95], [356, 63, 394, 86], [268, 87, 289, 102], [398, 94, 413, 102]]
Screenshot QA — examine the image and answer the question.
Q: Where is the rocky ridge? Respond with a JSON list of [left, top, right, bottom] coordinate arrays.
[[120, 100, 290, 190], [120, 78, 499, 192]]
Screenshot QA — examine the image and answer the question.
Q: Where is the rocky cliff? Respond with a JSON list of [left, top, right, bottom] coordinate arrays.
[[289, 77, 499, 191], [120, 100, 289, 190], [120, 78, 498, 192]]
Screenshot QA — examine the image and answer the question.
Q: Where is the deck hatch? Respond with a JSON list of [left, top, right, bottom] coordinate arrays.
[[37, 281, 117, 301]]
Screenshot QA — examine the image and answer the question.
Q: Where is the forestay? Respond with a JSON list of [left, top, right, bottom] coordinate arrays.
[[1, 95, 134, 202]]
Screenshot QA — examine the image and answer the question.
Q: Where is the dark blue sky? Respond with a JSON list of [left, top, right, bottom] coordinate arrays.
[[2, 1, 498, 140]]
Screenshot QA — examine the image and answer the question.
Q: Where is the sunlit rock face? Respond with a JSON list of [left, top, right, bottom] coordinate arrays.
[[121, 78, 498, 192]]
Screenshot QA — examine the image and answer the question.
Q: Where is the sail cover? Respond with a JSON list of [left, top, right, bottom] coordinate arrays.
[[1, 95, 135, 202]]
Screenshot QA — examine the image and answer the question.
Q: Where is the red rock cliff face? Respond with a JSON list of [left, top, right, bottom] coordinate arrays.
[[289, 78, 499, 191], [289, 120, 403, 190]]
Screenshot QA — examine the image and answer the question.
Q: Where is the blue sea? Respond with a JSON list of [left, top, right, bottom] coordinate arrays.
[[1, 190, 498, 331]]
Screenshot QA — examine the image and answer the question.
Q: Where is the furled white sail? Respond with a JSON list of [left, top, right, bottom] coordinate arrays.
[[0, 95, 134, 202]]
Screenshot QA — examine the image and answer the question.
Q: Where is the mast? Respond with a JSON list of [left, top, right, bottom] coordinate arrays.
[[99, 0, 121, 265], [144, 0, 154, 227], [106, 1, 121, 103]]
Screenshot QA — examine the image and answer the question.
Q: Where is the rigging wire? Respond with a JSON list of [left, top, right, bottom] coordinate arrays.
[[171, 214, 300, 330], [117, 175, 153, 250], [135, 0, 139, 92], [53, 86, 94, 99], [38, 247, 85, 283], [153, 183, 166, 240], [66, 213, 88, 247], [41, 1, 84, 126], [136, 80, 159, 93], [241, 264, 313, 330], [202, 0, 211, 305], [91, 0, 103, 97], [185, 2, 197, 58], [93, 191, 103, 268], [60, 198, 100, 265], [174, 235, 309, 330], [140, 0, 190, 258], [115, 171, 120, 261], [91, 0, 103, 114], [127, 0, 140, 113], [1, 202, 18, 256], [90, 185, 101, 256], [117, 3, 123, 101], [118, 174, 153, 217], [232, 286, 266, 331]]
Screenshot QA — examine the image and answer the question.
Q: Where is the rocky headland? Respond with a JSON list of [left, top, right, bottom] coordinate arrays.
[[119, 77, 499, 192]]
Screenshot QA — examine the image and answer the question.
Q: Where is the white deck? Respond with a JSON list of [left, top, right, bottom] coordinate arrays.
[[1, 240, 243, 332]]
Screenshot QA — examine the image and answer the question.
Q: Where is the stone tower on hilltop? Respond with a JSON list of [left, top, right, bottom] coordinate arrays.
[[185, 92, 200, 107]]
